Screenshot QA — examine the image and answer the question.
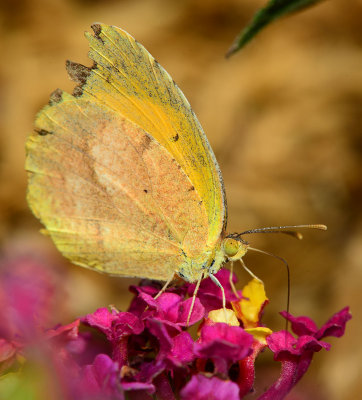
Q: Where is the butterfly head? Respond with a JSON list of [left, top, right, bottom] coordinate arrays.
[[222, 234, 249, 262]]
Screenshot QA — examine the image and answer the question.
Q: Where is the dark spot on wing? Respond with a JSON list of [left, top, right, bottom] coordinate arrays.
[[49, 89, 63, 105], [188, 186, 195, 191], [66, 60, 91, 85], [140, 134, 152, 153], [91, 24, 103, 41], [73, 86, 83, 98], [143, 189, 148, 193], [166, 229, 174, 240], [35, 128, 52, 136], [171, 133, 179, 142]]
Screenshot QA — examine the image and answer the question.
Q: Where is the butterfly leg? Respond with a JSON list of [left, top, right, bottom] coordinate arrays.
[[153, 272, 176, 300], [144, 273, 176, 315], [208, 273, 228, 323], [229, 262, 240, 298], [240, 258, 263, 283], [186, 273, 204, 327]]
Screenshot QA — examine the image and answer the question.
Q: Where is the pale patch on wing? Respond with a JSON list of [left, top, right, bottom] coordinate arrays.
[[26, 93, 209, 279]]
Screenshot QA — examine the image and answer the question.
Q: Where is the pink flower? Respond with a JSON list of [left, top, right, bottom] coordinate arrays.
[[259, 307, 352, 400], [195, 323, 253, 374], [0, 257, 351, 399], [180, 374, 240, 400]]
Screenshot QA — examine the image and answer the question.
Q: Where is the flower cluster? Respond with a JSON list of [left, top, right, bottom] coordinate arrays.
[[0, 257, 351, 399]]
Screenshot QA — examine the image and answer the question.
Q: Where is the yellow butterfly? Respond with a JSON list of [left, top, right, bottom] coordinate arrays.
[[25, 24, 326, 313]]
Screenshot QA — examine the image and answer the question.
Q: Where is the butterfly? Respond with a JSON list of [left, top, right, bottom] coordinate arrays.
[[26, 24, 326, 318]]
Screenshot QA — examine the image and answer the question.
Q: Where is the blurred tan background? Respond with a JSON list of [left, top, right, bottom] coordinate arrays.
[[0, 0, 361, 398]]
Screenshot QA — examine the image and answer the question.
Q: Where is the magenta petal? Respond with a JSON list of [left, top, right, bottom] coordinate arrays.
[[154, 319, 183, 336], [145, 293, 205, 326], [80, 354, 124, 399], [195, 324, 253, 372], [316, 306, 352, 339], [130, 283, 159, 297], [128, 284, 159, 316], [82, 308, 117, 335], [133, 360, 166, 383], [139, 291, 159, 309], [296, 335, 330, 353], [129, 284, 204, 326], [0, 257, 57, 340], [113, 312, 144, 337], [167, 331, 195, 366], [156, 293, 183, 320], [83, 353, 116, 385], [83, 310, 144, 367], [180, 374, 240, 400], [176, 297, 205, 326], [154, 373, 176, 400], [280, 312, 318, 336], [266, 331, 294, 355], [146, 318, 173, 358], [45, 319, 80, 341], [83, 309, 144, 340], [267, 331, 329, 360]]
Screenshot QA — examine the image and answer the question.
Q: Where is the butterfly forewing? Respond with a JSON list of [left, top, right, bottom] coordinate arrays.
[[26, 24, 227, 280]]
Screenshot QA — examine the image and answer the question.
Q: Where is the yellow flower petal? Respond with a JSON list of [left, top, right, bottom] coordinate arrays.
[[232, 278, 269, 328], [245, 327, 273, 345], [208, 309, 240, 326]]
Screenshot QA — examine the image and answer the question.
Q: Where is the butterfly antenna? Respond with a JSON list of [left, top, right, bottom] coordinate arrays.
[[238, 224, 327, 240], [248, 247, 291, 335]]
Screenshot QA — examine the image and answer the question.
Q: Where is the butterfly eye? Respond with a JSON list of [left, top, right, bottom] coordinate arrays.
[[223, 238, 240, 257], [223, 237, 249, 261]]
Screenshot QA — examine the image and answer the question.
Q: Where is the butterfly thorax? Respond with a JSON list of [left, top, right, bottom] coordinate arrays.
[[176, 234, 249, 283]]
